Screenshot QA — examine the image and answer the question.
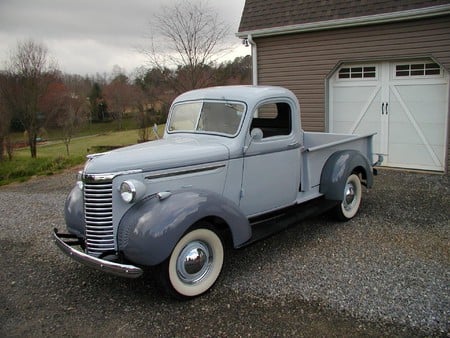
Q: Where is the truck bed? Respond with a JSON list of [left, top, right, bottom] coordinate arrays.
[[300, 131, 375, 196]]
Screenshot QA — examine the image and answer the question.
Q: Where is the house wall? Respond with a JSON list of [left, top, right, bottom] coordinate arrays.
[[254, 15, 450, 170]]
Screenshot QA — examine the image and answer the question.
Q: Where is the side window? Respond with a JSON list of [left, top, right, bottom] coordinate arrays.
[[250, 102, 292, 138]]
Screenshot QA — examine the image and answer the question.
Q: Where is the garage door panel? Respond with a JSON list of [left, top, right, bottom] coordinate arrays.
[[355, 123, 381, 147], [390, 122, 445, 146], [419, 124, 447, 146], [393, 84, 447, 100], [333, 105, 380, 124], [392, 84, 448, 124], [388, 144, 439, 168], [332, 121, 353, 133], [333, 85, 378, 101], [389, 80, 446, 170], [432, 146, 446, 163], [330, 60, 448, 172], [333, 103, 368, 121], [389, 122, 417, 143]]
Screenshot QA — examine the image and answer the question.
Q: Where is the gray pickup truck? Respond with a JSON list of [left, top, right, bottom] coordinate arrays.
[[54, 85, 379, 298]]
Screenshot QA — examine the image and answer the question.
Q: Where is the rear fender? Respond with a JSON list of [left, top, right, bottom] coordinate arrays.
[[117, 189, 251, 266], [320, 150, 373, 201]]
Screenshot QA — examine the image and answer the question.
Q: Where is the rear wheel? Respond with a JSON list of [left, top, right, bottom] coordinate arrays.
[[158, 227, 224, 299], [334, 173, 362, 221]]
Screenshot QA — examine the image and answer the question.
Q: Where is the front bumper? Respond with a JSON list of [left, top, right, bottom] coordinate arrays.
[[53, 229, 143, 278]]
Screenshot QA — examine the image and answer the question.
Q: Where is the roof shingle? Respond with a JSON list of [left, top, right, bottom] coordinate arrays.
[[238, 0, 450, 32]]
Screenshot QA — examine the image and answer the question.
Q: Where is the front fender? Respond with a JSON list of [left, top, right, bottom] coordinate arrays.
[[117, 189, 251, 267], [320, 150, 373, 201], [64, 185, 85, 238]]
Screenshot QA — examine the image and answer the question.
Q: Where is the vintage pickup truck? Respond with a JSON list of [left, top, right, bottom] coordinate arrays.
[[54, 85, 378, 298]]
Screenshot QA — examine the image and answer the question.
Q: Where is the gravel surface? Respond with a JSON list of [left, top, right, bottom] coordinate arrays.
[[0, 168, 448, 336]]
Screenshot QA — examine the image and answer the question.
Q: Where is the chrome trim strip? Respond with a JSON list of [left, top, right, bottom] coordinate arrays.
[[53, 230, 143, 279], [83, 169, 143, 182], [83, 180, 114, 255], [145, 164, 226, 180], [86, 152, 111, 160]]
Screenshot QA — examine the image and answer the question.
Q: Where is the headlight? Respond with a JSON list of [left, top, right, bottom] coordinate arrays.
[[120, 180, 136, 203], [119, 179, 146, 204]]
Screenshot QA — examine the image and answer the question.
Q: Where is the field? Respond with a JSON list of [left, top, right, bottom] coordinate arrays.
[[0, 121, 163, 186]]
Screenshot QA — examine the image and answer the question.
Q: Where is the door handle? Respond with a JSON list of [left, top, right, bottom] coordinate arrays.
[[381, 102, 389, 115], [288, 142, 300, 149]]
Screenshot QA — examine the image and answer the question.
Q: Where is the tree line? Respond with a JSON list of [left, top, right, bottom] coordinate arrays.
[[0, 0, 252, 161], [0, 44, 250, 161]]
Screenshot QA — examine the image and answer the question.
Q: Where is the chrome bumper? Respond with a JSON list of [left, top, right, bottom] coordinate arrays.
[[53, 229, 143, 278]]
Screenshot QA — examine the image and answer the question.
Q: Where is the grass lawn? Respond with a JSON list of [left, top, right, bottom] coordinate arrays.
[[9, 117, 138, 143], [0, 125, 164, 186]]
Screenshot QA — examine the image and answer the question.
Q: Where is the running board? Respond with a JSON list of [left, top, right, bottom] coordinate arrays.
[[238, 198, 338, 247]]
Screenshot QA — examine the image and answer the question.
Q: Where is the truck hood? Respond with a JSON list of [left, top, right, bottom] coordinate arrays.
[[84, 136, 230, 174]]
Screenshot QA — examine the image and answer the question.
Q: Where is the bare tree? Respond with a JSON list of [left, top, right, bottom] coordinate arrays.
[[143, 0, 229, 92], [133, 88, 152, 143], [0, 74, 12, 161], [103, 74, 135, 130], [59, 94, 88, 157], [133, 67, 171, 142], [1, 39, 58, 158], [49, 77, 89, 157]]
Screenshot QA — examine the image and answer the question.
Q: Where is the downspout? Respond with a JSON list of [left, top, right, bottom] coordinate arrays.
[[247, 34, 258, 85]]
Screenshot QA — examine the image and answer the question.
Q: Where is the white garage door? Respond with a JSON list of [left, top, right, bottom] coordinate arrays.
[[329, 60, 449, 171]]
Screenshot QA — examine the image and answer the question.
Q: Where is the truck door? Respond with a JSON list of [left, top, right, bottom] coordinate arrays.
[[240, 101, 301, 217]]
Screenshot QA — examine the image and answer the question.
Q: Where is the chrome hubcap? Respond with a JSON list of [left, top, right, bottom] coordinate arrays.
[[176, 241, 212, 284], [343, 182, 356, 211]]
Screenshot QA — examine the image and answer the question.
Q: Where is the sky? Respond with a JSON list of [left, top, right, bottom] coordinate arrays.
[[0, 0, 250, 76]]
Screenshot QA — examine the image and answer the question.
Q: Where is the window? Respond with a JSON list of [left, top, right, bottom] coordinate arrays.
[[169, 102, 202, 131], [168, 101, 245, 136], [395, 62, 441, 77], [338, 66, 376, 79], [250, 102, 291, 138]]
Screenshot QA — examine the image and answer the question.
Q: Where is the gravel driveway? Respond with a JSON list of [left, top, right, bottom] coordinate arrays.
[[0, 168, 448, 336]]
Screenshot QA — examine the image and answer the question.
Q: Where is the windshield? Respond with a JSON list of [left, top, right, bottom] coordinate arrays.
[[168, 101, 245, 136]]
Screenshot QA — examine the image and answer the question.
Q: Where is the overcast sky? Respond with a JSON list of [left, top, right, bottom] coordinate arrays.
[[0, 0, 250, 76]]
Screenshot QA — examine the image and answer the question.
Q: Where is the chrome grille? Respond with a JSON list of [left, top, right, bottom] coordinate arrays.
[[83, 180, 114, 256]]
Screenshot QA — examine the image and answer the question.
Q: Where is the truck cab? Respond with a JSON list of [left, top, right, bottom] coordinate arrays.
[[165, 86, 303, 217]]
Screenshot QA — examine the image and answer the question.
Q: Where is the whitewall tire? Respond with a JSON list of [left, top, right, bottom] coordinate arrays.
[[160, 227, 224, 299], [334, 173, 362, 221]]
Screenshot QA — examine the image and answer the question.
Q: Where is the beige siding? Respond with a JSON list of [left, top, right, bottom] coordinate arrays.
[[255, 15, 450, 171]]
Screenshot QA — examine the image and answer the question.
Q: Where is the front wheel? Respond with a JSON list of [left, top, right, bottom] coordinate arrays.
[[158, 227, 224, 299], [334, 173, 362, 221]]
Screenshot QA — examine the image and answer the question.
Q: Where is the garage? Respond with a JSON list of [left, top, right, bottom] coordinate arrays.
[[238, 1, 450, 172], [329, 60, 449, 171]]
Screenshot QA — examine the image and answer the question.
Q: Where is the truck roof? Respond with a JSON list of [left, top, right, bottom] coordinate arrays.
[[173, 85, 298, 106]]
